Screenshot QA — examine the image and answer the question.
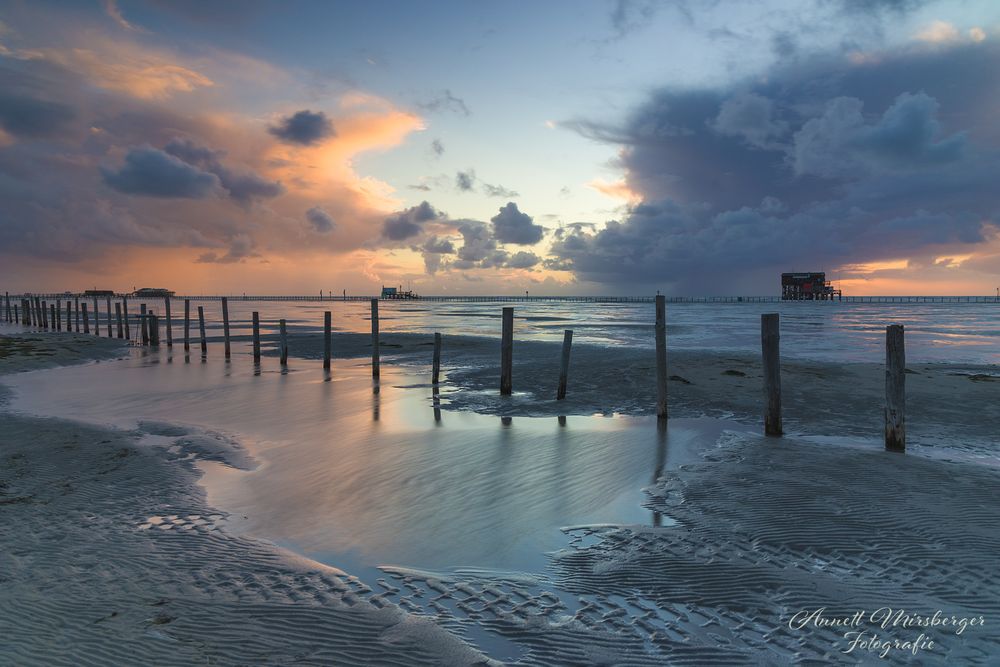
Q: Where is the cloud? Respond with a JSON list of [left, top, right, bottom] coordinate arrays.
[[455, 169, 475, 191], [491, 202, 544, 245], [417, 90, 470, 116], [164, 137, 283, 204], [103, 0, 142, 31], [382, 201, 441, 240], [792, 92, 965, 178], [306, 206, 335, 233], [0, 92, 76, 138], [482, 183, 520, 198], [430, 138, 444, 157], [453, 168, 519, 197], [556, 39, 1000, 292], [16, 46, 213, 100], [196, 233, 257, 263], [102, 146, 222, 198], [268, 110, 336, 145], [710, 92, 787, 148]]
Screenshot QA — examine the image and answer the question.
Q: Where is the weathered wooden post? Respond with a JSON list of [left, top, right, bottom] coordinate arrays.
[[106, 298, 113, 338], [65, 301, 71, 331], [140, 304, 148, 345], [761, 313, 782, 436], [279, 318, 289, 366], [198, 306, 207, 355], [885, 324, 905, 452], [13, 304, 18, 325], [55, 300, 61, 331], [4, 292, 8, 322], [557, 329, 573, 400], [149, 313, 160, 346], [82, 302, 90, 334], [164, 297, 173, 347], [115, 302, 123, 338], [655, 295, 668, 419], [500, 306, 513, 395], [122, 298, 131, 340], [323, 311, 332, 370], [183, 299, 190, 351], [74, 297, 80, 332], [432, 332, 442, 384], [92, 296, 100, 336], [252, 311, 261, 363], [41, 300, 48, 329], [221, 297, 231, 360], [49, 304, 55, 331], [370, 298, 380, 379]]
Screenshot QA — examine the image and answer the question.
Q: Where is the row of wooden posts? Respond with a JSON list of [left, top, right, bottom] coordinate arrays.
[[3, 293, 907, 452]]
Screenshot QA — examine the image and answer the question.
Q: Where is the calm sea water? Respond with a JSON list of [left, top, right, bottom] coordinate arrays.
[[127, 299, 1000, 365]]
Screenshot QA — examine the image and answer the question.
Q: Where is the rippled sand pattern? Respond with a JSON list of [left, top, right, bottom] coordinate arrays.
[[377, 434, 1000, 664]]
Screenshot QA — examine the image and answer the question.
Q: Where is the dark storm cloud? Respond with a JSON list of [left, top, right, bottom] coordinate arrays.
[[164, 138, 283, 204], [0, 92, 76, 138], [381, 200, 441, 240], [491, 202, 544, 245], [555, 40, 1000, 292], [268, 110, 335, 145], [305, 206, 335, 233], [101, 146, 221, 198]]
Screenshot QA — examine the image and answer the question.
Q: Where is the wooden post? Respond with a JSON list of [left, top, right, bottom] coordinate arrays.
[[105, 298, 112, 338], [140, 304, 148, 345], [279, 318, 288, 366], [74, 297, 80, 332], [82, 302, 90, 334], [115, 302, 123, 338], [55, 300, 61, 331], [221, 297, 231, 360], [65, 300, 71, 331], [41, 300, 47, 329], [13, 304, 18, 325], [500, 306, 513, 395], [885, 324, 906, 452], [4, 292, 8, 322], [432, 332, 441, 384], [370, 299, 380, 379], [198, 306, 207, 355], [149, 314, 160, 346], [183, 299, 190, 351], [93, 297, 100, 336], [252, 311, 261, 363], [557, 329, 573, 400], [761, 313, 782, 436], [655, 295, 668, 419], [49, 303, 55, 331], [198, 306, 208, 357], [122, 298, 130, 340], [164, 297, 172, 347], [323, 311, 332, 370]]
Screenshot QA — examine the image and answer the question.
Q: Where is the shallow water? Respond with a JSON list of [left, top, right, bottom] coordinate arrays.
[[4, 347, 738, 575], [106, 298, 1000, 364]]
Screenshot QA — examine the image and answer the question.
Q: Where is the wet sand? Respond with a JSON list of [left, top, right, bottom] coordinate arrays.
[[2, 328, 1000, 664]]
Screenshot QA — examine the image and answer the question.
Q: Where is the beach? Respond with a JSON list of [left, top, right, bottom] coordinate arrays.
[[2, 301, 999, 664]]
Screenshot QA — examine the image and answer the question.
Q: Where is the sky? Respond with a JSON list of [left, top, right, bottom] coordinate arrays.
[[1, 0, 999, 296]]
